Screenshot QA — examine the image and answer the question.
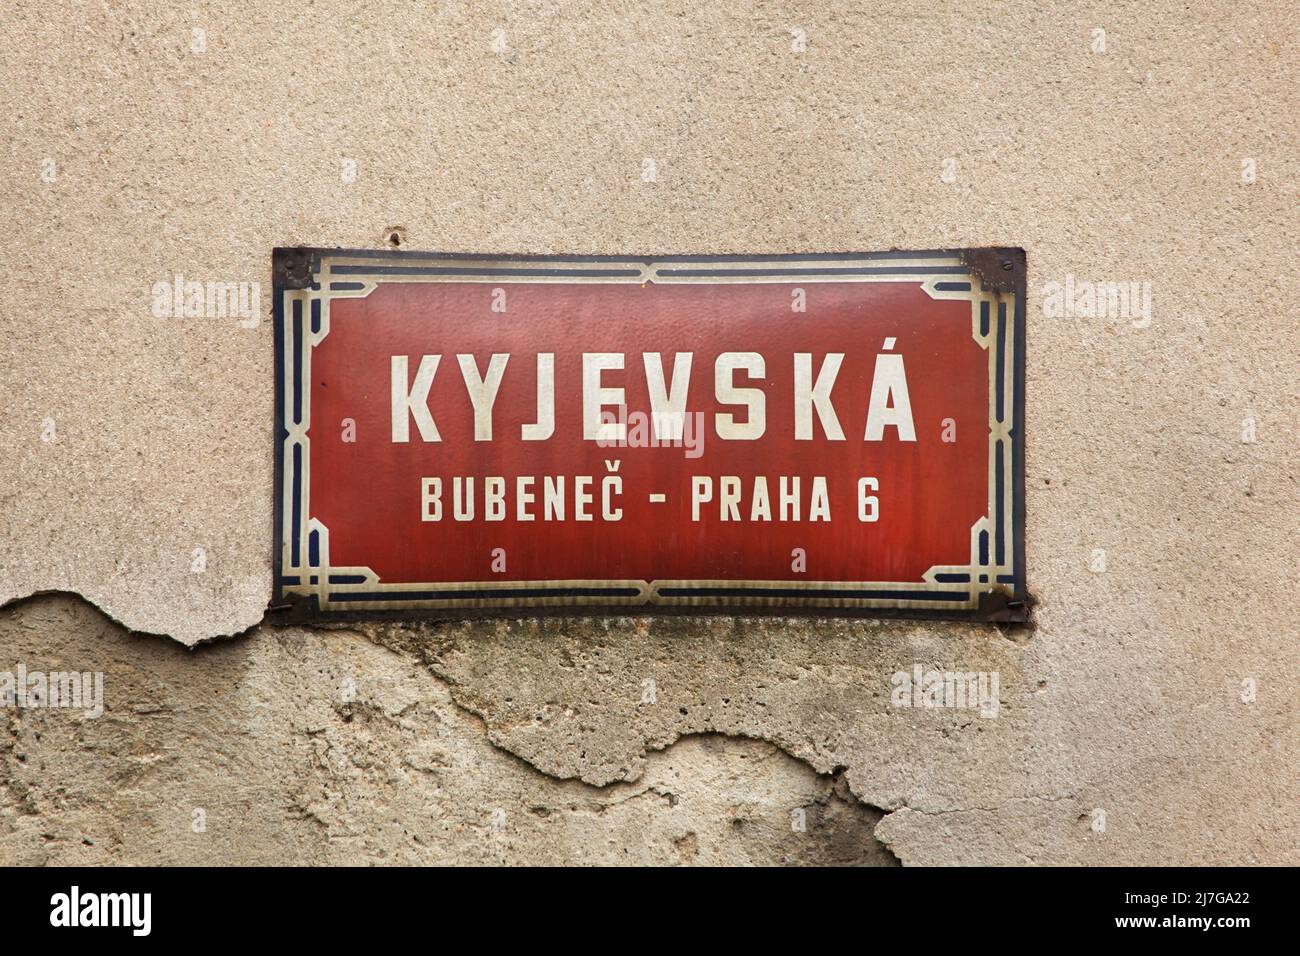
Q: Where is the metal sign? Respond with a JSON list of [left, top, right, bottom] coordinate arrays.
[[272, 248, 1026, 622]]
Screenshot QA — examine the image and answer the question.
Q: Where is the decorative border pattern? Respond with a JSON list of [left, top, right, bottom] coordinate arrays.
[[272, 249, 1027, 622]]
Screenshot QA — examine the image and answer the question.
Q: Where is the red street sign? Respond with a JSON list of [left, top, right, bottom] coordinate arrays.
[[273, 249, 1026, 621]]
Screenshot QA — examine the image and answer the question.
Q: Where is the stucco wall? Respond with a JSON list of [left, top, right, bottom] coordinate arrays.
[[1, 1, 1296, 864]]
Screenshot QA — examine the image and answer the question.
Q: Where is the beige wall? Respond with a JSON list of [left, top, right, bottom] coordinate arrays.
[[1, 1, 1296, 864]]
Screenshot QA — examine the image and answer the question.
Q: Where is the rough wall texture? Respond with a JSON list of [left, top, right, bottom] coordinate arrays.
[[0, 1, 1296, 864]]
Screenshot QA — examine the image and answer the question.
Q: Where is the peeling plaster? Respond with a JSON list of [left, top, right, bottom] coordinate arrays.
[[1, 594, 904, 865]]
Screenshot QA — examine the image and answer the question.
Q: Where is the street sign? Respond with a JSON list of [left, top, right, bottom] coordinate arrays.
[[272, 249, 1026, 621]]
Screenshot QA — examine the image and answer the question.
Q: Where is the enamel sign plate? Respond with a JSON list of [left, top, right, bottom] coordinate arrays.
[[272, 249, 1026, 621]]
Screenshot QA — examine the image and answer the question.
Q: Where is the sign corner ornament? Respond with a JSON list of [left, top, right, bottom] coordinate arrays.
[[272, 247, 1028, 623]]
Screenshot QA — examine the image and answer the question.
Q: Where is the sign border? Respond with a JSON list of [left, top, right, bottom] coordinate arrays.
[[270, 248, 1028, 624]]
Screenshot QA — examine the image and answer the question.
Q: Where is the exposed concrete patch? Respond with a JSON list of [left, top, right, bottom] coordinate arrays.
[[0, 594, 897, 865], [358, 615, 1028, 800], [352, 610, 1300, 865], [4, 579, 1297, 864]]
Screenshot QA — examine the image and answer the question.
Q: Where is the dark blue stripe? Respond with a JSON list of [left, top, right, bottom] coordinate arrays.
[[292, 300, 303, 425], [291, 444, 301, 567], [313, 249, 962, 264], [331, 265, 642, 278], [933, 281, 971, 291], [656, 266, 966, 278], [649, 250, 962, 263], [655, 587, 968, 601], [996, 302, 1006, 423], [331, 587, 642, 601], [996, 440, 1005, 566]]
